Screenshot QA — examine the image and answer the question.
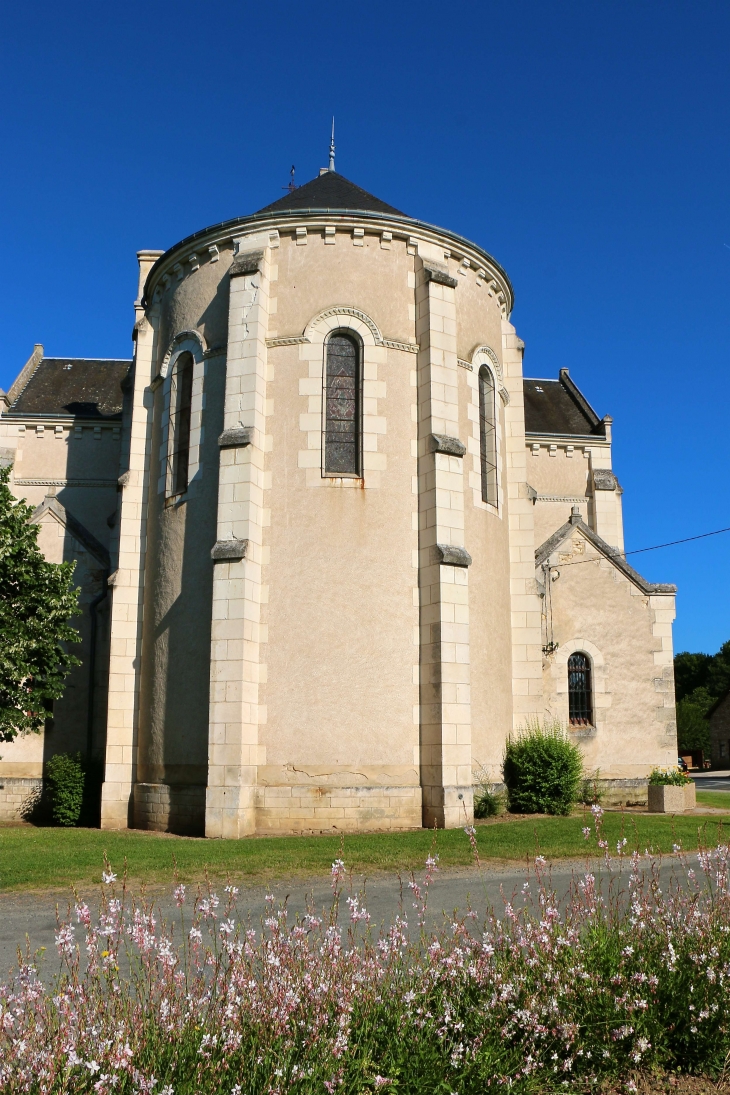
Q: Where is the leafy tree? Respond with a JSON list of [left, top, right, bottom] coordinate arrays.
[[674, 640, 730, 758], [674, 650, 713, 702], [0, 466, 81, 742], [707, 640, 730, 699], [676, 685, 713, 754]]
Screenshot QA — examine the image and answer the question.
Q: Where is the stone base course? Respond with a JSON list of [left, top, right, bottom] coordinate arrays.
[[133, 783, 206, 836], [0, 777, 43, 820], [593, 778, 649, 808], [254, 784, 423, 834]]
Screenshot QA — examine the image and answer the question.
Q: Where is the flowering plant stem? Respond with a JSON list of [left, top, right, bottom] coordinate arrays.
[[3, 819, 730, 1093]]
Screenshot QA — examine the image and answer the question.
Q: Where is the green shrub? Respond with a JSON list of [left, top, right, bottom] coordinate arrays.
[[503, 719, 583, 816], [578, 777, 605, 806], [473, 786, 505, 819], [649, 766, 692, 786], [45, 752, 85, 826]]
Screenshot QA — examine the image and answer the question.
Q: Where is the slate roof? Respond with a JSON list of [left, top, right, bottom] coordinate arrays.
[[255, 171, 407, 217], [9, 358, 131, 419], [523, 368, 605, 437]]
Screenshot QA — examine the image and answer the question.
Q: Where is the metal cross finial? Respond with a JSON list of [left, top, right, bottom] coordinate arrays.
[[329, 117, 335, 172]]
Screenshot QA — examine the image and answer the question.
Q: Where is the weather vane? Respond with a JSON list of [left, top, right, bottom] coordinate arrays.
[[329, 118, 335, 172], [282, 165, 297, 193]]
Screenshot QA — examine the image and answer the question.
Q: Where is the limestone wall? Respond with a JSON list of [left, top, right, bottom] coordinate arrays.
[[540, 529, 677, 778], [126, 212, 517, 833], [0, 412, 120, 783]]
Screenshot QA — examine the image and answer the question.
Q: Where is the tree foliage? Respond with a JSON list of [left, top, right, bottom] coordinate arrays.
[[0, 466, 81, 742], [676, 686, 713, 754], [674, 641, 730, 755]]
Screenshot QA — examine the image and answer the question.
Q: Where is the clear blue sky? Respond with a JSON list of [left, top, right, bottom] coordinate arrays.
[[1, 1, 728, 654]]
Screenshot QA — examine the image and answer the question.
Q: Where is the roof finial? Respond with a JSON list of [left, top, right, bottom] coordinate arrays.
[[329, 117, 336, 172]]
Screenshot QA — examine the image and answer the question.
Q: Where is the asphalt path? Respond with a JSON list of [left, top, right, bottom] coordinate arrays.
[[0, 854, 710, 983], [693, 771, 730, 792]]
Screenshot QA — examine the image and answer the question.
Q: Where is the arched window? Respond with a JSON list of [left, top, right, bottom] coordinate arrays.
[[324, 333, 361, 476], [568, 652, 593, 726], [479, 365, 498, 506], [169, 352, 194, 495]]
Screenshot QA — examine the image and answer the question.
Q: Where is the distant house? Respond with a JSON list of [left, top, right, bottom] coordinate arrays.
[[709, 690, 730, 768]]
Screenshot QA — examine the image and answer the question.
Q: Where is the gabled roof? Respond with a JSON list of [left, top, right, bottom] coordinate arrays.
[[7, 355, 131, 419], [535, 513, 676, 594], [524, 368, 606, 437], [30, 495, 110, 568], [255, 171, 407, 217]]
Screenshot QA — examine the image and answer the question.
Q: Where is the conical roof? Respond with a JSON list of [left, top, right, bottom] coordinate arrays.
[[256, 171, 407, 217]]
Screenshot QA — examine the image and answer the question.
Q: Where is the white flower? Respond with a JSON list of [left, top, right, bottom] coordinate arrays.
[[102, 871, 117, 884]]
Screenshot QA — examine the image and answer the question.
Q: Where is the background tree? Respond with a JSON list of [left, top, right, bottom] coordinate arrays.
[[674, 640, 730, 756], [0, 466, 81, 742]]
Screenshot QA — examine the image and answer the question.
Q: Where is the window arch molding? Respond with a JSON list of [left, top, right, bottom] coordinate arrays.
[[159, 329, 207, 381], [157, 332, 207, 500], [297, 307, 384, 485], [470, 344, 503, 382], [304, 306, 383, 347]]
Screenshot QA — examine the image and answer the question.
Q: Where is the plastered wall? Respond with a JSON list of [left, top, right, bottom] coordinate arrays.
[[541, 530, 677, 779]]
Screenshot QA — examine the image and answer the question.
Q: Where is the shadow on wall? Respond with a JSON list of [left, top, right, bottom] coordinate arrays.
[[36, 510, 110, 826], [134, 350, 225, 836]]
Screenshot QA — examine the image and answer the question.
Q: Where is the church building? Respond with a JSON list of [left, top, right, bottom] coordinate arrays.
[[0, 160, 679, 835]]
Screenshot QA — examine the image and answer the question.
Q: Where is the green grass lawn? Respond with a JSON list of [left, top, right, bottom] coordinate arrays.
[[0, 812, 727, 892], [696, 790, 730, 810]]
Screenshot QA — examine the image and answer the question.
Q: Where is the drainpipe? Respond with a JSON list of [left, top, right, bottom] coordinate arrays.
[[86, 574, 109, 760]]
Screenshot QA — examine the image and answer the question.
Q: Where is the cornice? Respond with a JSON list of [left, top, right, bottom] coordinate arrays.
[[142, 208, 514, 315], [0, 413, 122, 426], [525, 431, 609, 446]]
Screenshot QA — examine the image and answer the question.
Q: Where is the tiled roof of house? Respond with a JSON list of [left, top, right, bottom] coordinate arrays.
[[255, 171, 407, 217], [523, 368, 606, 437], [8, 357, 131, 419]]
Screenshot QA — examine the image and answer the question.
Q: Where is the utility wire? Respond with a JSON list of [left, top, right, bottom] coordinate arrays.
[[553, 525, 730, 567]]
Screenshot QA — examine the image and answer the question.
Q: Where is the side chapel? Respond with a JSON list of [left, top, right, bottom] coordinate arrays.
[[0, 164, 678, 835]]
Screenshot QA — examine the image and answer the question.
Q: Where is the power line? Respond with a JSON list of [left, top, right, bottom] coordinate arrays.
[[550, 525, 730, 568]]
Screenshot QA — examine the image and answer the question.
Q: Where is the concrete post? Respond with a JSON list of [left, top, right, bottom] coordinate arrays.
[[416, 250, 473, 828]]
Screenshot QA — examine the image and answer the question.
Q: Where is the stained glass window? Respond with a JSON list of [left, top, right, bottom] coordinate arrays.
[[169, 352, 194, 495], [479, 365, 498, 506], [324, 334, 360, 476], [568, 652, 593, 726]]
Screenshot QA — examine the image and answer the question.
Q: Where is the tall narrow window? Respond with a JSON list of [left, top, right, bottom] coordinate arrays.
[[479, 365, 498, 506], [169, 352, 194, 495], [324, 333, 360, 476], [568, 652, 593, 726]]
